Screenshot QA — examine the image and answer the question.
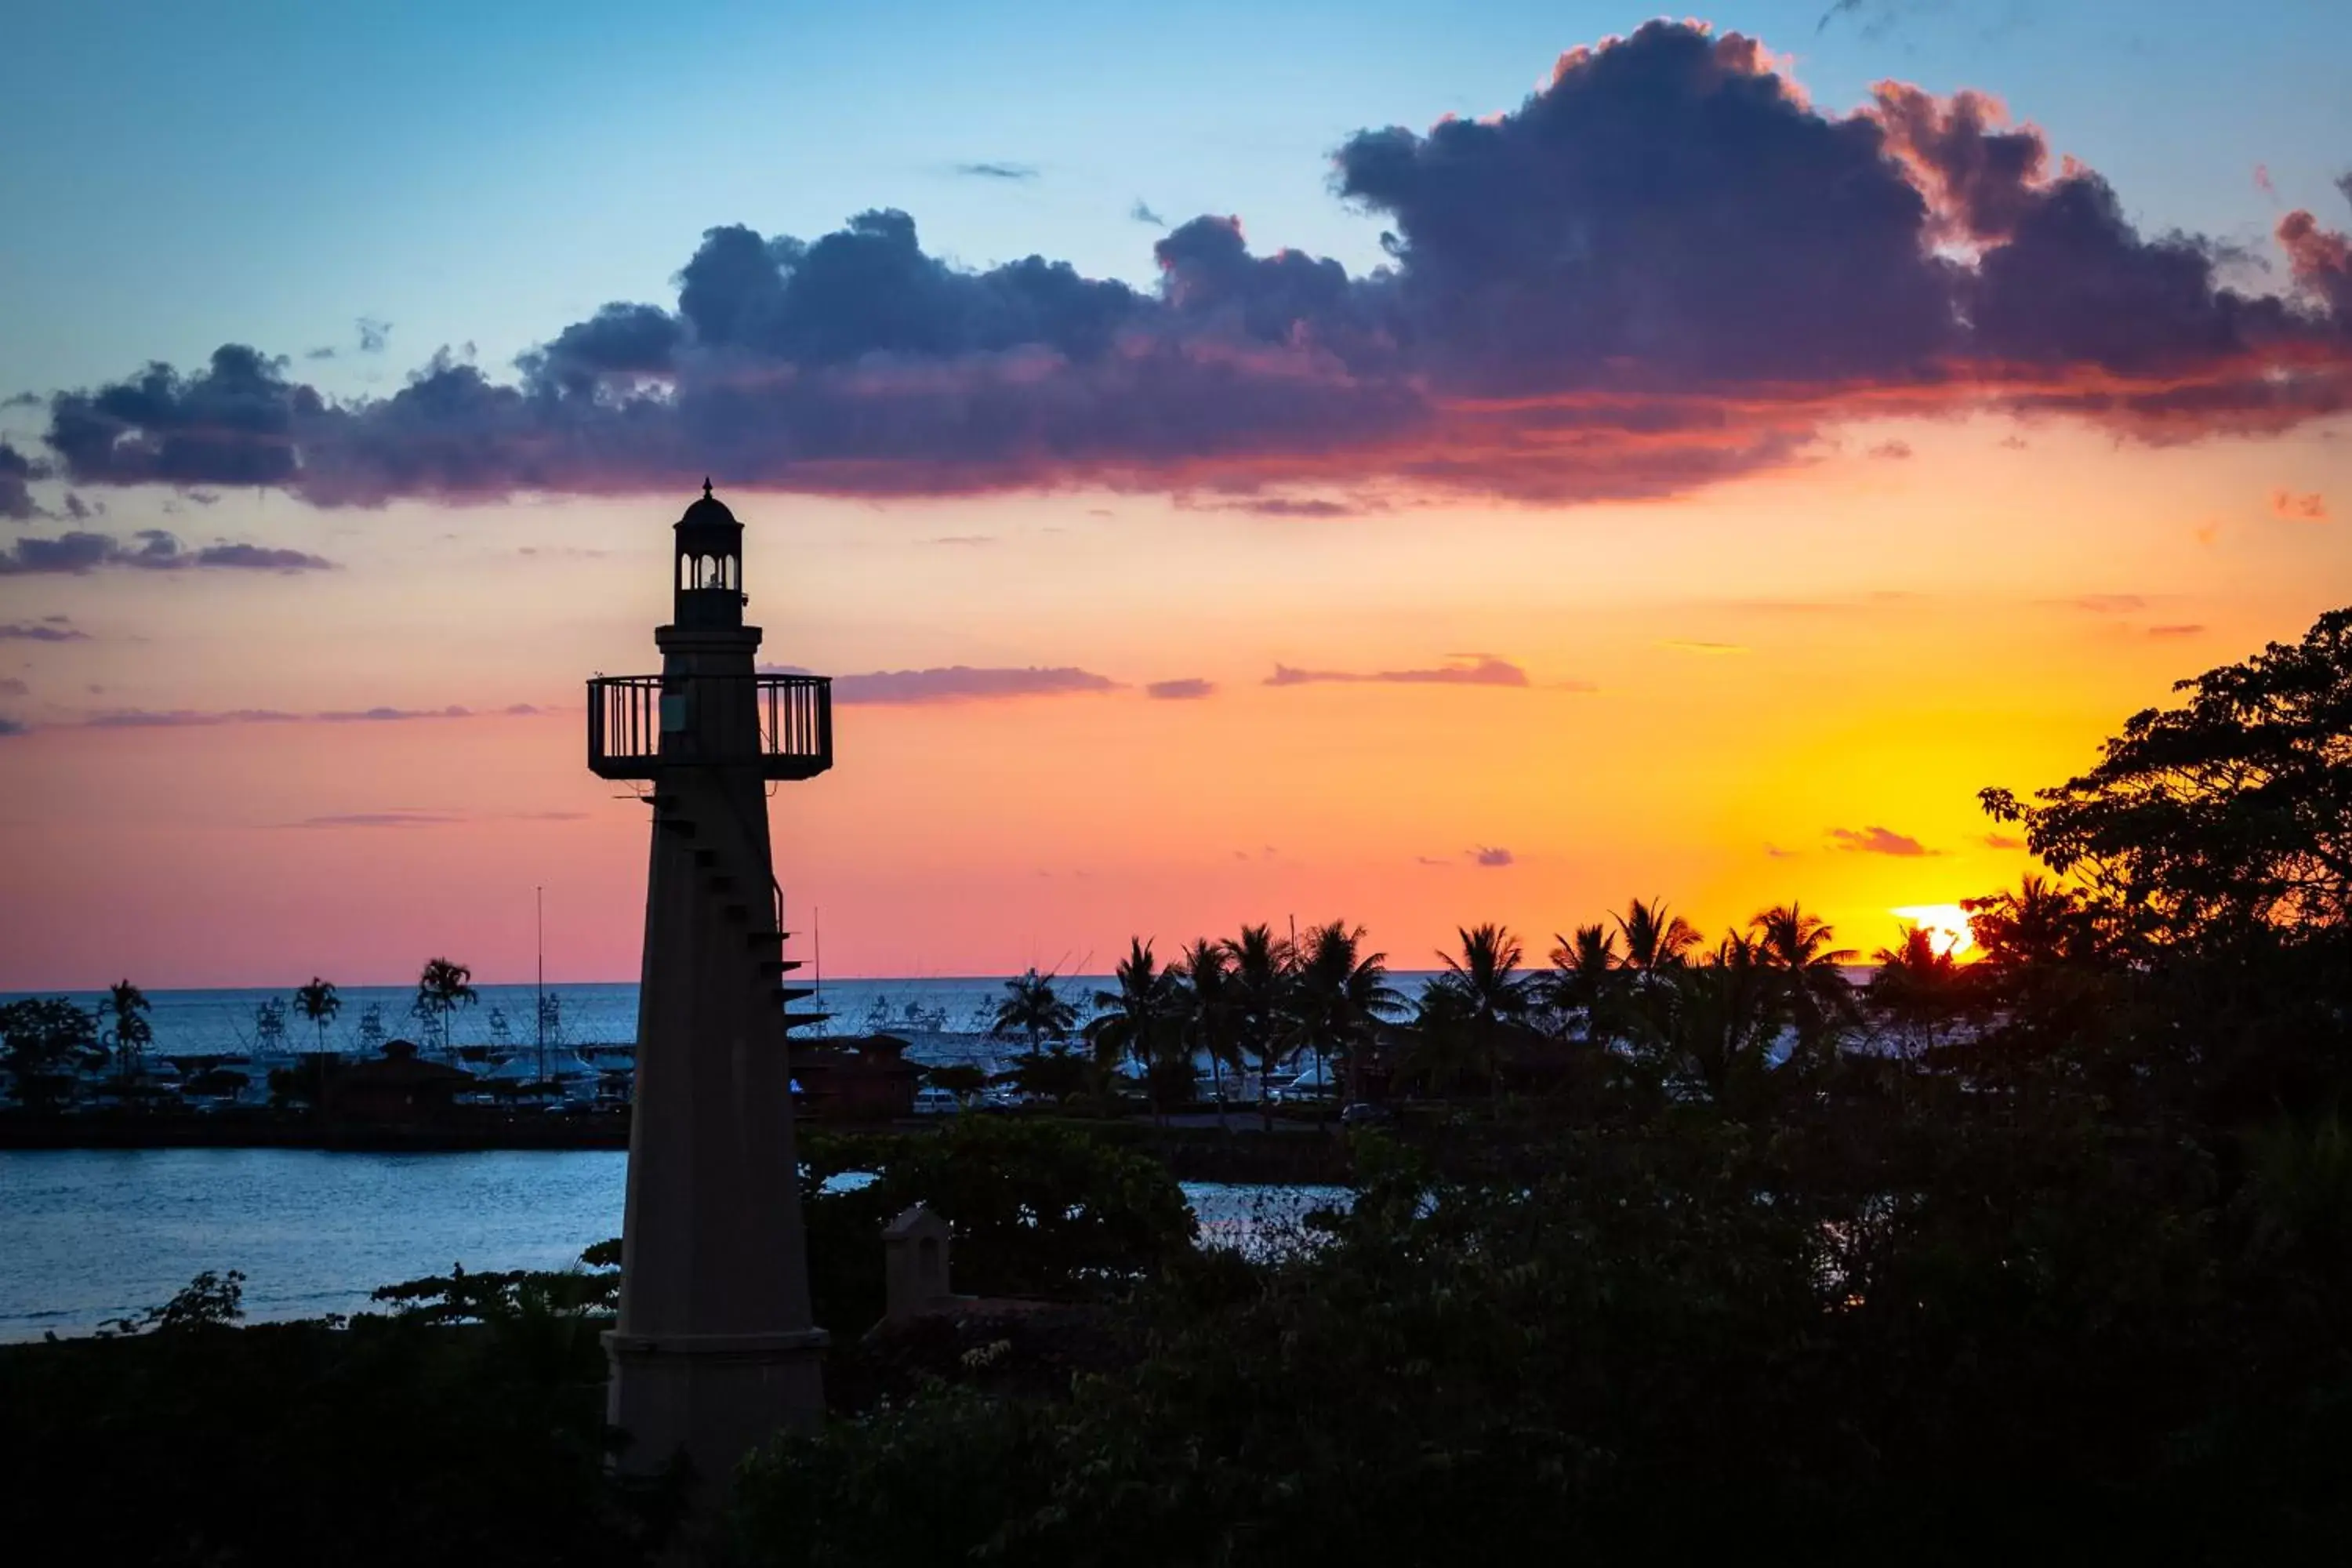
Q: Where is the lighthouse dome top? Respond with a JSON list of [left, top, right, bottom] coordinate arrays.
[[677, 478, 739, 532]]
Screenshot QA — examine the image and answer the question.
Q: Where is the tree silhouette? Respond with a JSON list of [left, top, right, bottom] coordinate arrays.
[[1292, 920, 1403, 1109], [1172, 937, 1241, 1110], [1084, 938, 1187, 1121], [1225, 924, 1298, 1131], [1646, 933, 1779, 1108], [1749, 901, 1860, 1064], [990, 968, 1077, 1058], [293, 978, 341, 1055], [0, 997, 103, 1109], [1868, 924, 1963, 1068], [1428, 924, 1533, 1104], [414, 958, 477, 1061], [1614, 898, 1701, 977], [103, 979, 153, 1084], [1544, 921, 1623, 1047], [1984, 605, 2352, 942]]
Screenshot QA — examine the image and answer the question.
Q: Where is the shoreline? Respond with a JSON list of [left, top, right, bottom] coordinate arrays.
[[0, 1109, 1357, 1183]]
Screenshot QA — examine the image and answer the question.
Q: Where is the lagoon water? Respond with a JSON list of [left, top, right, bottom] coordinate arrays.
[[0, 1147, 1341, 1341]]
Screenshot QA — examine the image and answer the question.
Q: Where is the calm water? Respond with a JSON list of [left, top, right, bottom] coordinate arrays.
[[0, 1148, 1342, 1341]]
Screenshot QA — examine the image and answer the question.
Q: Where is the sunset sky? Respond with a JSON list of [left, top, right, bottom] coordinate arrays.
[[2, 0, 2349, 989]]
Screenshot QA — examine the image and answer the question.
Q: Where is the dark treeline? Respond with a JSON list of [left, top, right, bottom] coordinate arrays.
[[6, 608, 2351, 1565]]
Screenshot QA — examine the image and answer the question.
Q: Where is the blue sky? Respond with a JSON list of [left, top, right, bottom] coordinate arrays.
[[5, 0, 2348, 401]]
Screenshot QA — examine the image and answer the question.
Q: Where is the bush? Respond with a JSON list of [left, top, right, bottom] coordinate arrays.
[[800, 1119, 1195, 1331]]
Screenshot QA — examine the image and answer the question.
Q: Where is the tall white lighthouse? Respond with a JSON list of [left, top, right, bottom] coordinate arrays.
[[588, 482, 833, 1486]]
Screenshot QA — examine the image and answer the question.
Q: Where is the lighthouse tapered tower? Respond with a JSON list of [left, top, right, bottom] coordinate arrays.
[[588, 482, 833, 1486]]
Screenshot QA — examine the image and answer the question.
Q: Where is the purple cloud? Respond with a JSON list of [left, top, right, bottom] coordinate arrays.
[[0, 620, 89, 642], [0, 441, 45, 521], [1831, 825, 1940, 857], [1265, 655, 1529, 688], [20, 24, 2351, 512], [2147, 623, 2205, 638], [0, 529, 333, 575], [829, 666, 1120, 705], [86, 709, 303, 728], [1982, 833, 2027, 850], [292, 811, 461, 829], [82, 702, 535, 729], [1145, 677, 1216, 700], [1472, 846, 1515, 867], [0, 717, 27, 738]]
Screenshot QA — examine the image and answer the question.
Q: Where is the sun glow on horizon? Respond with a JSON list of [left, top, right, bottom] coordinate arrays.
[[1890, 904, 1977, 960]]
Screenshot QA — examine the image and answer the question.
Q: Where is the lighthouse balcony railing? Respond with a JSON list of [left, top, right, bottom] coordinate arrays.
[[587, 673, 833, 782]]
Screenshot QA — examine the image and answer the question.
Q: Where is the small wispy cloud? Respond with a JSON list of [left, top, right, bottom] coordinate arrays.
[[82, 702, 550, 729], [926, 534, 996, 546], [0, 717, 28, 738], [955, 161, 1039, 181], [1130, 199, 1167, 227], [1867, 439, 1913, 460], [292, 811, 461, 829], [1658, 639, 1747, 655], [1189, 495, 1377, 518], [1982, 833, 2026, 850], [357, 317, 391, 354], [1145, 677, 1216, 700], [1831, 825, 1940, 857], [0, 619, 89, 642], [825, 666, 1120, 706], [2270, 488, 2328, 521], [1266, 655, 1528, 688], [1472, 845, 1515, 867], [2073, 593, 2146, 614], [2147, 623, 2205, 639]]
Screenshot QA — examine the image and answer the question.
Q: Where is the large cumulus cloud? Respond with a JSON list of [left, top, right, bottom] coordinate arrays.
[[24, 22, 2352, 511]]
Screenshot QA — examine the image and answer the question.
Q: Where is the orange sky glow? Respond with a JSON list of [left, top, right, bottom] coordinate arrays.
[[3, 411, 2343, 989]]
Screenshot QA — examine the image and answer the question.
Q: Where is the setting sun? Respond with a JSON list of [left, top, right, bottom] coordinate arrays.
[[1890, 904, 1976, 960]]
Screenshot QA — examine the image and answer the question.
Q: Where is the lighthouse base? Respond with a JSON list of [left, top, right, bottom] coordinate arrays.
[[605, 1327, 830, 1490]]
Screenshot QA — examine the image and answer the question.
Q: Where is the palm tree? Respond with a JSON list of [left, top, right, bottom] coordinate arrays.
[[1616, 897, 1701, 976], [1173, 938, 1242, 1111], [1398, 981, 1486, 1098], [1293, 920, 1403, 1109], [1544, 922, 1621, 1046], [1650, 933, 1779, 1105], [1869, 924, 1963, 1065], [414, 957, 477, 1062], [990, 967, 1078, 1057], [1749, 901, 1860, 1062], [1429, 924, 1533, 1105], [103, 979, 152, 1083], [294, 977, 340, 1054], [1084, 938, 1186, 1120], [1225, 924, 1298, 1131]]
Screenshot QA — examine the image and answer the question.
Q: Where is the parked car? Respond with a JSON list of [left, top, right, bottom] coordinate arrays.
[[1338, 1102, 1392, 1127], [912, 1086, 962, 1115]]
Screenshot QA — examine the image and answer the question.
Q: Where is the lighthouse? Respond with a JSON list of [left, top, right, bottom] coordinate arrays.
[[588, 482, 833, 1486]]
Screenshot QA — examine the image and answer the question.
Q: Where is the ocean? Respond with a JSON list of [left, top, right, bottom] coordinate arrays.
[[0, 1147, 1341, 1340]]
